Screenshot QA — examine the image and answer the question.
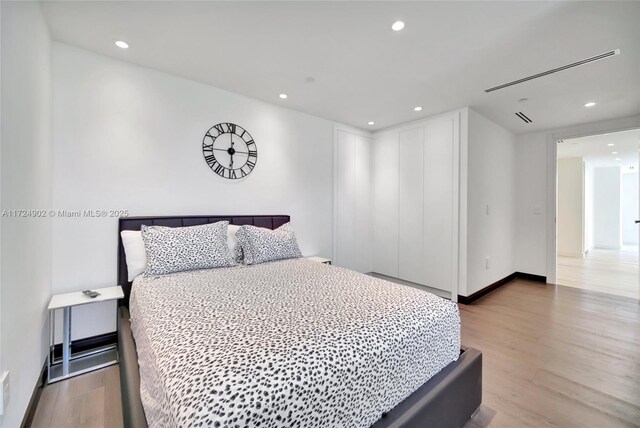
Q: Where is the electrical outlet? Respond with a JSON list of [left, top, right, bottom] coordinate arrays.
[[0, 371, 9, 416], [485, 257, 490, 269]]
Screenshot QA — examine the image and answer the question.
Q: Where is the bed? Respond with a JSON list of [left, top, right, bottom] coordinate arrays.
[[117, 215, 482, 428]]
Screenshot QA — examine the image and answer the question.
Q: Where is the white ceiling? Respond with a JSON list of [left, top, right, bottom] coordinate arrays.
[[41, 1, 640, 133], [558, 128, 640, 173]]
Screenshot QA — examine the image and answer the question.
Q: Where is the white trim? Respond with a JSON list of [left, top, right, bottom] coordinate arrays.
[[367, 133, 375, 273], [592, 244, 622, 250], [457, 108, 469, 299], [450, 110, 461, 303], [557, 251, 584, 258], [332, 125, 338, 264], [546, 115, 640, 284]]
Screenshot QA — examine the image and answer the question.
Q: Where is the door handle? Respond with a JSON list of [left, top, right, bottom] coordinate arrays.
[[636, 220, 640, 224]]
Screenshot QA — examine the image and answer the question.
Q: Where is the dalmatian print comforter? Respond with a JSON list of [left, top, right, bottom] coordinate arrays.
[[130, 258, 460, 428]]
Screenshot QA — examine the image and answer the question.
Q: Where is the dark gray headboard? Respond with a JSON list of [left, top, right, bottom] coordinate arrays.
[[117, 215, 290, 307]]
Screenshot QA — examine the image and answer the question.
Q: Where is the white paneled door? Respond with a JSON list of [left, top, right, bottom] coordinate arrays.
[[354, 135, 372, 273], [334, 128, 372, 273], [398, 127, 426, 285], [373, 132, 399, 277], [423, 117, 454, 292], [372, 112, 459, 295]]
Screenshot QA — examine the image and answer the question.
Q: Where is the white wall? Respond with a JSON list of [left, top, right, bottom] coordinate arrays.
[[463, 109, 516, 296], [584, 161, 594, 253], [514, 132, 547, 276], [0, 2, 52, 426], [621, 172, 639, 246], [52, 43, 337, 339], [557, 157, 584, 257], [514, 115, 640, 279], [593, 167, 621, 249]]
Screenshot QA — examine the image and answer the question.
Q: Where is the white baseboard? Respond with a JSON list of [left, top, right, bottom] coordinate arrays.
[[557, 251, 584, 258], [593, 244, 622, 250]]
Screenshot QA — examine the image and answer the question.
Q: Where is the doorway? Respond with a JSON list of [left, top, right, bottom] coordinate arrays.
[[556, 128, 639, 299]]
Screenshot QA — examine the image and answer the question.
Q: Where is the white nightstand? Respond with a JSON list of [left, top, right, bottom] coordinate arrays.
[[47, 286, 124, 383], [306, 256, 332, 265]]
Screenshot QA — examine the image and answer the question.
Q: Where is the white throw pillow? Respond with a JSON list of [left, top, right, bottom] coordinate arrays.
[[120, 230, 146, 281]]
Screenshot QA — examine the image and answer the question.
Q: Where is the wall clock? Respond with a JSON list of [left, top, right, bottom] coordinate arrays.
[[202, 122, 257, 179]]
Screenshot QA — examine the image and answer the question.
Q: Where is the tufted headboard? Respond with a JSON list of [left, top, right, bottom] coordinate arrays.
[[117, 215, 290, 307]]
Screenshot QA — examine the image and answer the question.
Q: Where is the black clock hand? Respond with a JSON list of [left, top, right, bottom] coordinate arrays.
[[229, 134, 234, 168], [210, 147, 248, 155]]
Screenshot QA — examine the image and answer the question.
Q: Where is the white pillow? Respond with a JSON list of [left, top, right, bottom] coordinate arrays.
[[227, 224, 241, 261], [121, 230, 146, 281]]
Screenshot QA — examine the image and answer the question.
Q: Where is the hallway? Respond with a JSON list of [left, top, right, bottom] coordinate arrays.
[[557, 247, 639, 299]]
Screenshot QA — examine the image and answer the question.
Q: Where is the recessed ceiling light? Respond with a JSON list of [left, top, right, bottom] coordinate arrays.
[[391, 21, 405, 31], [612, 151, 618, 154], [607, 143, 615, 146], [615, 158, 621, 161], [414, 106, 423, 112], [584, 101, 596, 107], [279, 93, 288, 99], [368, 121, 375, 126], [115, 40, 129, 49]]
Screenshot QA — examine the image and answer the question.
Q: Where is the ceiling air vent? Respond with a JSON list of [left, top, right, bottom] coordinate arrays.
[[515, 112, 532, 123], [485, 49, 620, 93]]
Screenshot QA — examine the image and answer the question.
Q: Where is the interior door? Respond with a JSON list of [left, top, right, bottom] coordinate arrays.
[[373, 132, 399, 277], [398, 127, 425, 285], [423, 117, 454, 292], [336, 130, 355, 269]]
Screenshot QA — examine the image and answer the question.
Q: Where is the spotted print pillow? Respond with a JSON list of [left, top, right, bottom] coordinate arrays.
[[141, 221, 235, 276], [236, 222, 303, 265]]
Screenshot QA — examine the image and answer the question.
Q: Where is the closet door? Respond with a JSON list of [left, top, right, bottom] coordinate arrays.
[[398, 127, 425, 284], [373, 132, 399, 277], [423, 117, 454, 292], [354, 135, 372, 273], [335, 130, 355, 269]]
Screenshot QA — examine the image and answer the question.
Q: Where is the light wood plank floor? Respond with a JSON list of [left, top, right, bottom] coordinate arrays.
[[31, 364, 123, 428], [557, 247, 639, 300], [31, 279, 640, 427], [461, 279, 640, 427]]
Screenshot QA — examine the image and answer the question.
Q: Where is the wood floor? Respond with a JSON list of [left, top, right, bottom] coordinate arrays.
[[461, 279, 640, 427], [557, 247, 639, 300], [31, 364, 123, 428], [30, 279, 640, 427]]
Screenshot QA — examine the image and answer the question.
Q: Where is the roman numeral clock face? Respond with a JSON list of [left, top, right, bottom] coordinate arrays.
[[202, 122, 258, 179]]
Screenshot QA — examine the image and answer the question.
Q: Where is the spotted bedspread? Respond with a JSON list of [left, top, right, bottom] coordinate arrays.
[[130, 258, 460, 428]]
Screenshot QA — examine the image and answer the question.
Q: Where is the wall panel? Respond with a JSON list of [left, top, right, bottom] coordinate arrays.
[[398, 127, 425, 284], [423, 117, 454, 291], [373, 132, 399, 277]]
